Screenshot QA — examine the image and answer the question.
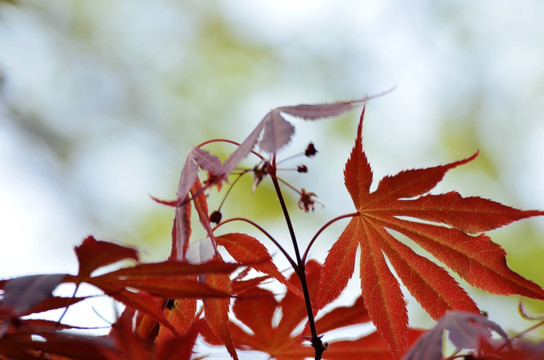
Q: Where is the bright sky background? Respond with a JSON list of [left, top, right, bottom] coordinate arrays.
[[1, 0, 544, 354]]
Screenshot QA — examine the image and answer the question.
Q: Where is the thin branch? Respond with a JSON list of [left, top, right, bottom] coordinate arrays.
[[269, 169, 325, 360]]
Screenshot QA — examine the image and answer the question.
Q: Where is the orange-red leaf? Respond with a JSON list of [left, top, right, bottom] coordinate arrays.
[[215, 233, 303, 298], [87, 260, 237, 299], [204, 272, 238, 360], [201, 260, 398, 360], [317, 108, 544, 359], [315, 296, 369, 334], [155, 298, 197, 345]]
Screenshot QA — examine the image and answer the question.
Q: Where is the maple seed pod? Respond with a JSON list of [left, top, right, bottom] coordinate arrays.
[[304, 142, 318, 157], [210, 210, 222, 224], [297, 165, 308, 173]]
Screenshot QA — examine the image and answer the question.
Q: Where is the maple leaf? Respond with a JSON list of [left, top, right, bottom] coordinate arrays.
[[204, 271, 238, 360], [0, 274, 66, 318], [155, 99, 366, 213], [316, 107, 544, 359], [74, 235, 140, 281], [201, 260, 422, 360], [0, 327, 115, 360], [475, 337, 544, 360], [402, 311, 508, 360], [215, 233, 304, 298], [85, 260, 240, 299], [155, 100, 370, 262]]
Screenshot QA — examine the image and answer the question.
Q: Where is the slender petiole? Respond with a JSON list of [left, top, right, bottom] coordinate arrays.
[[302, 212, 359, 263], [269, 167, 326, 359]]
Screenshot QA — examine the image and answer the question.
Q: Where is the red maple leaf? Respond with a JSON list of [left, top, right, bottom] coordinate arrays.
[[315, 107, 544, 359], [200, 260, 423, 359]]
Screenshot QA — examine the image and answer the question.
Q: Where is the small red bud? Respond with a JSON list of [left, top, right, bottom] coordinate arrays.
[[305, 142, 318, 157], [210, 210, 222, 224], [297, 165, 308, 173]]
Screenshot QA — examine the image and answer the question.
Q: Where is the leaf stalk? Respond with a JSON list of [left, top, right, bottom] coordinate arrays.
[[269, 163, 325, 360]]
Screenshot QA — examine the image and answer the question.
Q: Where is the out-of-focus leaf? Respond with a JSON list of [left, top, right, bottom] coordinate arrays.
[[22, 295, 87, 315], [156, 319, 202, 360], [191, 147, 222, 175], [258, 99, 363, 154], [185, 237, 216, 265], [87, 260, 238, 299], [75, 235, 139, 280], [323, 330, 423, 360], [107, 308, 154, 360], [277, 100, 359, 120], [402, 311, 508, 360], [258, 110, 295, 154], [204, 272, 238, 360], [0, 327, 115, 360], [1, 274, 66, 316], [476, 337, 544, 360]]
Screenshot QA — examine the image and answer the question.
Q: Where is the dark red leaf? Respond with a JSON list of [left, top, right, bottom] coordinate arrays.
[[1, 274, 66, 316], [204, 272, 238, 360], [106, 307, 154, 360], [23, 295, 87, 315], [75, 236, 139, 280], [87, 260, 239, 299], [156, 319, 202, 360], [0, 328, 115, 360]]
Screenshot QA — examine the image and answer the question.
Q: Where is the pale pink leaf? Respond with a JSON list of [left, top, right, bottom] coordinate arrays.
[[176, 153, 199, 200], [186, 237, 216, 265], [402, 311, 508, 360], [443, 311, 508, 349], [191, 147, 222, 175], [220, 119, 266, 178], [401, 324, 443, 360], [258, 110, 296, 153], [277, 99, 361, 120]]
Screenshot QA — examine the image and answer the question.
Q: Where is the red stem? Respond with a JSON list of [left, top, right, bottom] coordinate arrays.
[[302, 212, 359, 263]]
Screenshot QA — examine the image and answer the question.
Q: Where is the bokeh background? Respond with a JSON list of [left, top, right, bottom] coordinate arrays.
[[2, 0, 544, 350]]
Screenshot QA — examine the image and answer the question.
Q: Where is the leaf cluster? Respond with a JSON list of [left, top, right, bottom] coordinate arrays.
[[2, 98, 544, 360]]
